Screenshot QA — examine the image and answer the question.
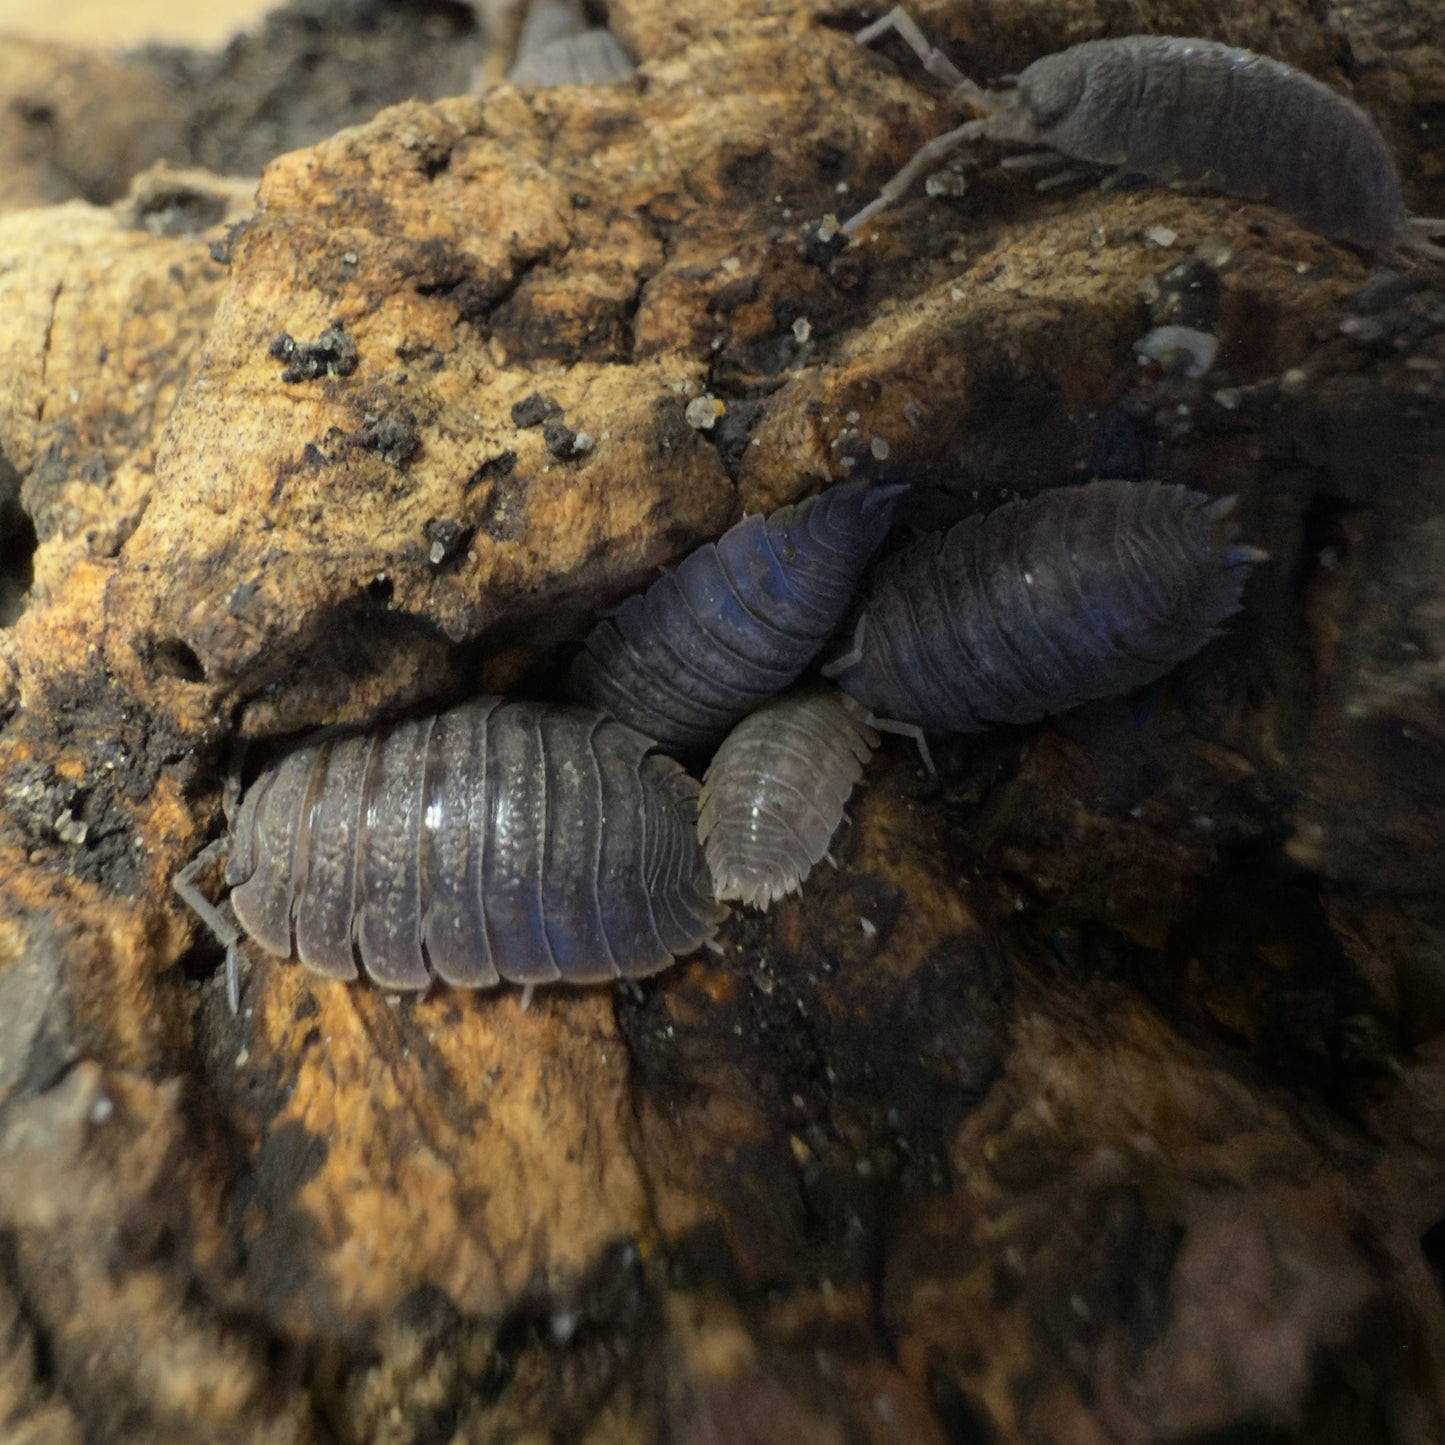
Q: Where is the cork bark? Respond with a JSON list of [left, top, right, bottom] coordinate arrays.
[[1, 0, 1443, 1440]]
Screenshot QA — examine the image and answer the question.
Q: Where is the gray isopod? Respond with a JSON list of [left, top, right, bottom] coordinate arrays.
[[570, 479, 905, 755], [824, 479, 1263, 736], [846, 17, 1436, 252], [174, 696, 723, 1006], [508, 28, 636, 87], [698, 686, 879, 910]]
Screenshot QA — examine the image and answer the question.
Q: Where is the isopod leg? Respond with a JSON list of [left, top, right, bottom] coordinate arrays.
[[865, 715, 935, 774], [854, 5, 975, 93], [1034, 165, 1110, 193], [173, 839, 245, 1014], [1403, 215, 1445, 256], [844, 117, 991, 234]]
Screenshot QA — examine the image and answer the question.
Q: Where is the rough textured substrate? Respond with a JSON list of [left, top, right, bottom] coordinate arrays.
[[1, 0, 1444, 1440]]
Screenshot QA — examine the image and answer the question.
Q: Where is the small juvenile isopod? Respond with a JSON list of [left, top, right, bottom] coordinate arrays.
[[174, 696, 723, 1006], [698, 686, 879, 910], [569, 479, 905, 755], [846, 15, 1439, 252], [824, 479, 1263, 735]]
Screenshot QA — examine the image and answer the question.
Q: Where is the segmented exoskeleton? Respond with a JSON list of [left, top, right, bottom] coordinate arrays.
[[174, 697, 723, 1005], [824, 479, 1263, 734], [698, 686, 879, 910], [570, 479, 905, 755], [846, 18, 1437, 252], [508, 28, 635, 86]]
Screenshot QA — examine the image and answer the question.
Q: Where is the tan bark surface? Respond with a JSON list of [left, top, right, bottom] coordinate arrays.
[[1, 0, 1443, 1440]]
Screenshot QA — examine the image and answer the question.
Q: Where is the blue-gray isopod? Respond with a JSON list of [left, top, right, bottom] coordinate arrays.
[[174, 696, 723, 1001], [846, 21, 1430, 252], [698, 686, 879, 910], [823, 479, 1262, 734], [569, 479, 905, 755]]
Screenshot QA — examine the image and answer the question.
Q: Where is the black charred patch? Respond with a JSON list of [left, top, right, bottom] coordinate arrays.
[[511, 393, 564, 429], [240, 1121, 333, 1316], [1025, 1185, 1184, 1357], [424, 517, 473, 568], [648, 393, 698, 461], [414, 250, 515, 328], [126, 180, 233, 238], [1146, 257, 1222, 332], [708, 275, 761, 315], [709, 396, 768, 480], [131, 0, 484, 179], [796, 217, 849, 268], [474, 1243, 652, 1434], [542, 419, 579, 459], [407, 134, 453, 180], [464, 450, 517, 491], [150, 638, 207, 683], [811, 141, 850, 185], [1423, 1216, 1445, 1296], [208, 218, 248, 265], [2, 762, 87, 851], [475, 471, 528, 542], [253, 1122, 328, 1207], [719, 146, 772, 197], [867, 935, 1011, 1127], [618, 860, 1011, 1279], [1156, 858, 1398, 1105], [269, 324, 358, 383], [0, 719, 159, 898], [490, 279, 638, 366], [0, 452, 35, 628], [352, 411, 421, 468]]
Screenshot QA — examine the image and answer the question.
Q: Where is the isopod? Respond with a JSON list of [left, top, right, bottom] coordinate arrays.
[[474, 0, 635, 93], [569, 479, 905, 755], [823, 479, 1264, 735], [174, 696, 723, 1007], [698, 686, 879, 910], [508, 29, 635, 87], [846, 15, 1438, 252]]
